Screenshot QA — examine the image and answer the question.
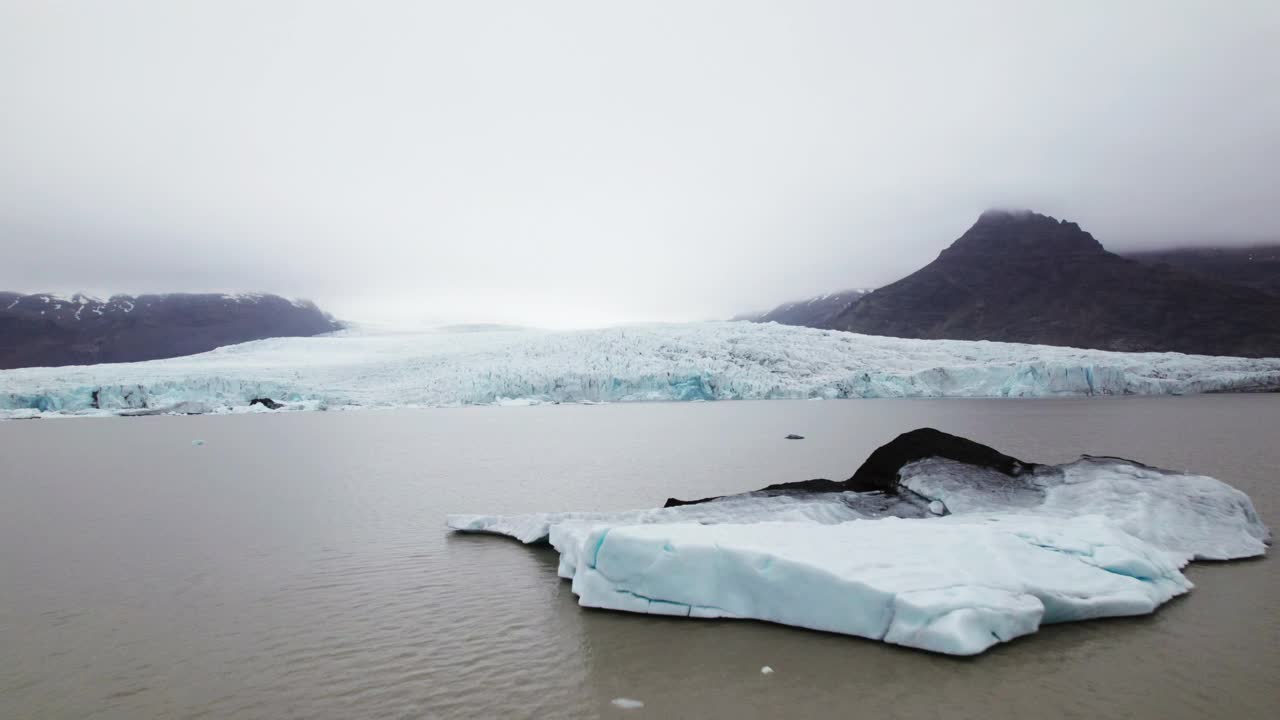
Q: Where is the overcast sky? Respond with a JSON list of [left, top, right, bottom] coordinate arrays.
[[2, 1, 1278, 326]]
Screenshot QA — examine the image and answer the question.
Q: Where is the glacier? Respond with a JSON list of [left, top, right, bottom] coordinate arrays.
[[3, 321, 1280, 418], [447, 438, 1270, 656]]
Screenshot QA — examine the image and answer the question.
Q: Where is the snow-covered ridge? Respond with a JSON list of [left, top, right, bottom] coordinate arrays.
[[0, 291, 318, 322], [220, 292, 317, 310], [3, 292, 145, 318], [3, 322, 1279, 417]]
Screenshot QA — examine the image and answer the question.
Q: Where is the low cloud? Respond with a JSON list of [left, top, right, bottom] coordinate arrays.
[[2, 1, 1277, 325]]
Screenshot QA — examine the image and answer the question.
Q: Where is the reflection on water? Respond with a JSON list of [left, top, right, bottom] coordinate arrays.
[[0, 396, 1275, 719]]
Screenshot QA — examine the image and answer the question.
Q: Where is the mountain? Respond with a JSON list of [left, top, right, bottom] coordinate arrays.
[[0, 292, 342, 369], [1122, 245, 1280, 297], [734, 289, 871, 327], [821, 210, 1280, 357]]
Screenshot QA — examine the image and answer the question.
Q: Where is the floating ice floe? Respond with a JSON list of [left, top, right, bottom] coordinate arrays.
[[4, 322, 1280, 418], [447, 429, 1270, 655]]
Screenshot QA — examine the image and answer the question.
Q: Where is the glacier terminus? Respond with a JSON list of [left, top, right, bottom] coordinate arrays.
[[3, 322, 1280, 418]]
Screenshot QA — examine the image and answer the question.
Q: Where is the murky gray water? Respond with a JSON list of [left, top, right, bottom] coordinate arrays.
[[0, 396, 1276, 719]]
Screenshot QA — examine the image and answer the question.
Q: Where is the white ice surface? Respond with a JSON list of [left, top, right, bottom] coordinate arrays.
[[4, 322, 1280, 417], [447, 457, 1269, 655], [900, 457, 1271, 562], [570, 516, 1190, 655]]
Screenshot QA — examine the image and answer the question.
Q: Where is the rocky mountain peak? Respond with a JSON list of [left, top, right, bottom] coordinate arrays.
[[943, 209, 1106, 259]]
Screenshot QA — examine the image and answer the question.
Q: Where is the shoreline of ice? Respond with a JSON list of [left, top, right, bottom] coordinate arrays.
[[4, 322, 1280, 419]]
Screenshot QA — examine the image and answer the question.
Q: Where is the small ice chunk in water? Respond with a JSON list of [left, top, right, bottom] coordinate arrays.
[[761, 666, 774, 675], [611, 698, 644, 709], [928, 500, 946, 515], [191, 439, 205, 446]]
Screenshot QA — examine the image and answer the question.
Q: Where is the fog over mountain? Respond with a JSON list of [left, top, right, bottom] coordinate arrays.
[[2, 1, 1278, 327]]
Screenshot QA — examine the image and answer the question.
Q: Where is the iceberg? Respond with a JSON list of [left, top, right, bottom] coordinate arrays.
[[568, 516, 1190, 656], [447, 429, 1270, 655], [3, 322, 1280, 418]]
